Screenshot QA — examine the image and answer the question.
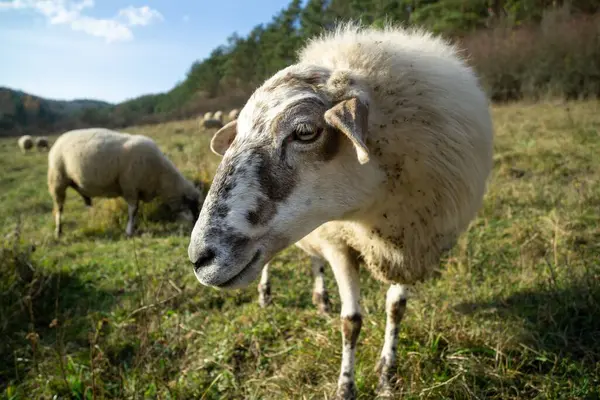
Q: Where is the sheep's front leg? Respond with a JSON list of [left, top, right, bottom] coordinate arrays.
[[376, 284, 408, 396], [257, 262, 272, 308], [125, 201, 139, 237], [327, 247, 361, 400], [51, 187, 66, 239], [310, 256, 331, 314]]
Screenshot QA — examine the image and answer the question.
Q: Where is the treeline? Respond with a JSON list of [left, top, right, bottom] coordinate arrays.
[[115, 0, 600, 124], [0, 88, 114, 138], [2, 0, 599, 137]]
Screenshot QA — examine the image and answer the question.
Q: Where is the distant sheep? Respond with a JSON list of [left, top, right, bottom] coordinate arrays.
[[213, 110, 223, 122], [202, 119, 223, 130], [189, 23, 494, 399], [203, 112, 214, 121], [228, 109, 240, 121], [18, 135, 33, 153], [35, 136, 49, 151], [48, 128, 202, 238]]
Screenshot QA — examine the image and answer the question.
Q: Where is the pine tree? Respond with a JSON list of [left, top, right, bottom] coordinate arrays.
[[300, 0, 330, 41]]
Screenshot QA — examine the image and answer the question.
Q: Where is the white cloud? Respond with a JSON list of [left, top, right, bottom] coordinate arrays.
[[118, 6, 162, 27], [0, 0, 163, 42], [71, 16, 133, 42]]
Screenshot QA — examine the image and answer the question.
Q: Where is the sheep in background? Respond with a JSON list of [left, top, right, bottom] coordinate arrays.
[[202, 119, 224, 130], [203, 111, 214, 121], [18, 135, 33, 153], [188, 22, 494, 399], [48, 128, 202, 239], [35, 136, 49, 151], [213, 110, 223, 122], [228, 109, 240, 121]]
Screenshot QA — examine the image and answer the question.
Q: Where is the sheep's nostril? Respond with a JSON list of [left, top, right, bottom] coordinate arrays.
[[193, 248, 216, 271]]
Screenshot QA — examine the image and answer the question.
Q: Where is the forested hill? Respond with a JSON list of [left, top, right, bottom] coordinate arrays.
[[0, 87, 113, 137], [3, 0, 599, 137]]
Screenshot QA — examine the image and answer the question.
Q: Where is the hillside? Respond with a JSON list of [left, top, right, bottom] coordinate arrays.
[[1, 100, 599, 398], [113, 0, 599, 125], [0, 87, 113, 137], [3, 0, 599, 136]]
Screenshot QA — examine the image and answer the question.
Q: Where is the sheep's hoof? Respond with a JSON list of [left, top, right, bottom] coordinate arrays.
[[375, 380, 394, 399], [257, 283, 271, 308], [312, 291, 331, 315], [375, 357, 397, 397], [335, 381, 357, 400]]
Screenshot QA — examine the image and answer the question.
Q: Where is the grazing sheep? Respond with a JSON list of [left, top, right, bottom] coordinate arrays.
[[18, 135, 33, 153], [203, 111, 214, 121], [228, 108, 240, 121], [35, 136, 49, 151], [213, 110, 224, 122], [202, 119, 224, 130], [188, 23, 494, 399], [48, 128, 202, 239]]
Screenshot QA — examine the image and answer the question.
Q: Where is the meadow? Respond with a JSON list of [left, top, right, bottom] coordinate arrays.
[[1, 100, 599, 399]]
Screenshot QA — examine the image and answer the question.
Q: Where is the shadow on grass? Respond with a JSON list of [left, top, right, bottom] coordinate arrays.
[[454, 279, 600, 365], [0, 241, 119, 389]]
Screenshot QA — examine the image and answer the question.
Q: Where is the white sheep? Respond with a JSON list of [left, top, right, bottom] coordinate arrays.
[[203, 111, 214, 121], [202, 119, 224, 130], [18, 135, 33, 153], [228, 108, 240, 121], [213, 110, 224, 122], [48, 128, 202, 239], [188, 22, 494, 399], [35, 136, 49, 151]]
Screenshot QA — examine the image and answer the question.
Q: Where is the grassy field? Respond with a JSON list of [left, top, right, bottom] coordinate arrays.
[[1, 101, 599, 399]]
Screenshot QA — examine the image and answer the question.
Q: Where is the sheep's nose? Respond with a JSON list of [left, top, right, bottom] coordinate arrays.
[[190, 248, 216, 271]]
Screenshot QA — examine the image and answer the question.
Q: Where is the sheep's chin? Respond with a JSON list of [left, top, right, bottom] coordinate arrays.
[[213, 250, 265, 290]]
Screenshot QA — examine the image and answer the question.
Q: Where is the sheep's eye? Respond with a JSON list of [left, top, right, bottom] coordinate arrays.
[[292, 124, 322, 143]]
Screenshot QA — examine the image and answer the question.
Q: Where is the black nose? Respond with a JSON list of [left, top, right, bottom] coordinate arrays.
[[193, 248, 216, 271]]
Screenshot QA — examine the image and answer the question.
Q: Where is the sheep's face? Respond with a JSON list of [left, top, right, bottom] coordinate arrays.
[[188, 65, 382, 289], [167, 182, 202, 223], [181, 185, 203, 222]]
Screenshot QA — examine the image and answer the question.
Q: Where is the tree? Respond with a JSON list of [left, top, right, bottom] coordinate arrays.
[[300, 0, 330, 40]]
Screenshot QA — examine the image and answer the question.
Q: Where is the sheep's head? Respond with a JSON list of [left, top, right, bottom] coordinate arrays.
[[169, 181, 203, 223], [188, 64, 383, 289], [183, 183, 203, 222]]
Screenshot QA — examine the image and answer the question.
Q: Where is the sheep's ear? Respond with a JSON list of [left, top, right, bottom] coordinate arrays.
[[324, 97, 370, 164], [210, 120, 237, 157]]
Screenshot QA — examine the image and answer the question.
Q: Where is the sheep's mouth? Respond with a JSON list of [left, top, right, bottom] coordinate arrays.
[[217, 250, 262, 289]]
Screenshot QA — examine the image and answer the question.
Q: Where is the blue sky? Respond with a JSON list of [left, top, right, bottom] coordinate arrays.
[[0, 0, 295, 103]]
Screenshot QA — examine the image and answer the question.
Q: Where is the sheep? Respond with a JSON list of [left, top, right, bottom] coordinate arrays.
[[35, 136, 49, 151], [18, 135, 33, 153], [228, 108, 240, 121], [202, 119, 224, 130], [48, 128, 202, 239], [203, 111, 214, 121], [188, 22, 494, 399], [213, 110, 224, 122]]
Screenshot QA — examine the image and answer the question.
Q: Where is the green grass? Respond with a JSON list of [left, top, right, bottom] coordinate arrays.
[[1, 102, 599, 399]]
